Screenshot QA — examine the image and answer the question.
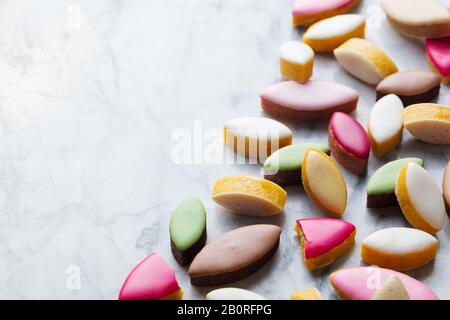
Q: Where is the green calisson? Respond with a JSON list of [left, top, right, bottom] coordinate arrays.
[[170, 197, 206, 266], [366, 157, 424, 208], [263, 142, 329, 186]]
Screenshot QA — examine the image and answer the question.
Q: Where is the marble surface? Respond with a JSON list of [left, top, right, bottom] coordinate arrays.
[[0, 0, 449, 300]]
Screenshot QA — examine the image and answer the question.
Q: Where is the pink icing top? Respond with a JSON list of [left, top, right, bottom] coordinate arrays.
[[426, 36, 450, 77], [296, 218, 355, 259], [260, 80, 359, 111], [119, 252, 180, 300], [330, 112, 370, 159], [292, 0, 355, 16], [332, 267, 439, 300]]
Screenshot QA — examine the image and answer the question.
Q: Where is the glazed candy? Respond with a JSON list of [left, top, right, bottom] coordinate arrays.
[[403, 103, 450, 145], [328, 112, 370, 174], [361, 227, 438, 271], [292, 0, 359, 27], [371, 276, 410, 300], [188, 224, 281, 286], [302, 148, 347, 217], [426, 36, 450, 83], [443, 161, 450, 215], [260, 80, 359, 121], [291, 288, 321, 300], [303, 14, 365, 53], [380, 0, 450, 39], [224, 117, 292, 159], [279, 41, 314, 83], [334, 38, 398, 85], [206, 288, 266, 300], [295, 218, 356, 270], [330, 267, 439, 300], [376, 71, 441, 106], [368, 94, 404, 157], [169, 197, 206, 266], [366, 158, 423, 208], [263, 142, 330, 186], [212, 176, 287, 216], [119, 253, 183, 300], [395, 162, 446, 234]]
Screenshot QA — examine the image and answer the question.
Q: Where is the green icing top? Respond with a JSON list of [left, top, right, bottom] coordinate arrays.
[[367, 158, 424, 195], [169, 197, 206, 251], [264, 142, 329, 171]]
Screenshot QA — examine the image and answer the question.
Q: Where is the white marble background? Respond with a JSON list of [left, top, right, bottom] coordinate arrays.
[[0, 0, 449, 299]]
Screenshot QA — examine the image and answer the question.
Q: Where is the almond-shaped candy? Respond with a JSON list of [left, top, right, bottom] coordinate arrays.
[[295, 218, 356, 270], [169, 197, 206, 266], [302, 148, 347, 217], [303, 14, 366, 53], [212, 176, 287, 216], [426, 36, 450, 84], [366, 157, 424, 208], [119, 253, 183, 300], [368, 94, 403, 157], [291, 288, 321, 300], [403, 103, 450, 145], [396, 163, 446, 234], [376, 71, 441, 106], [334, 38, 398, 85], [443, 161, 450, 215], [361, 227, 438, 271], [328, 112, 370, 174], [372, 276, 410, 300], [263, 142, 330, 186], [206, 288, 266, 300], [260, 80, 359, 121], [224, 117, 292, 159], [330, 267, 439, 300], [279, 41, 314, 83], [292, 0, 359, 27], [380, 0, 450, 39], [188, 224, 281, 286]]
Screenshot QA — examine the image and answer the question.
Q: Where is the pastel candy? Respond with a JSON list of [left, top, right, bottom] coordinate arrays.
[[403, 103, 450, 145], [328, 112, 370, 174], [443, 161, 450, 213], [330, 267, 439, 300], [376, 71, 441, 106], [260, 80, 359, 121], [380, 0, 450, 39], [368, 94, 404, 157], [371, 276, 410, 300], [303, 14, 366, 53], [206, 288, 266, 300], [224, 117, 292, 159], [212, 176, 287, 216], [292, 0, 359, 27], [169, 197, 207, 265], [188, 224, 281, 286], [291, 288, 321, 300], [263, 142, 330, 186], [395, 163, 446, 234], [366, 157, 423, 208], [302, 148, 347, 217], [334, 38, 398, 85], [119, 253, 183, 300], [361, 227, 438, 271], [426, 36, 450, 83], [295, 218, 356, 270], [279, 41, 314, 83]]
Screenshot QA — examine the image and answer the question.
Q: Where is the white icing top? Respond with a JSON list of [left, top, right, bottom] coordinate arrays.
[[304, 14, 365, 40], [369, 94, 404, 143], [225, 117, 292, 140], [206, 288, 266, 300], [334, 48, 383, 85], [362, 227, 437, 255], [405, 163, 446, 230], [279, 41, 314, 65]]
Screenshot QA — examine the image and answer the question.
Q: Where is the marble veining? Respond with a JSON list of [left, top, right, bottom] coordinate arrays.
[[0, 0, 449, 299]]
